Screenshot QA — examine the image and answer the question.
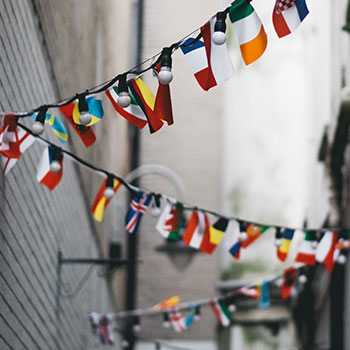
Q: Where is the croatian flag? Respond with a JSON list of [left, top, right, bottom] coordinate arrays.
[[272, 0, 309, 38], [36, 146, 63, 190], [180, 17, 234, 91], [125, 191, 152, 234]]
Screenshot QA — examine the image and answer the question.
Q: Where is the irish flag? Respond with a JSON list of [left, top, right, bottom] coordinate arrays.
[[316, 231, 338, 273], [210, 300, 232, 327], [229, 0, 268, 65], [294, 230, 317, 266]]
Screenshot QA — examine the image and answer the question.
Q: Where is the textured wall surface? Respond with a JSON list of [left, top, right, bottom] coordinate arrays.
[[0, 1, 124, 349]]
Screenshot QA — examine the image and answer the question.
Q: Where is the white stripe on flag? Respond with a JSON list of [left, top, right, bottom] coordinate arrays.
[[208, 18, 235, 85], [183, 42, 208, 74], [233, 11, 262, 45], [283, 6, 301, 32]]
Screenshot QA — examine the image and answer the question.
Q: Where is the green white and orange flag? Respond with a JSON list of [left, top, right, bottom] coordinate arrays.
[[153, 295, 180, 310], [210, 300, 232, 327], [229, 0, 268, 65], [91, 178, 122, 222]]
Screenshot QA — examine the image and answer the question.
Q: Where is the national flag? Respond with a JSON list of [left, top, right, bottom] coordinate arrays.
[[0, 114, 20, 158], [125, 191, 152, 234], [258, 280, 271, 309], [91, 177, 122, 222], [170, 312, 187, 332], [182, 210, 216, 254], [294, 230, 317, 266], [0, 127, 35, 175], [242, 223, 269, 248], [229, 0, 268, 65], [238, 286, 260, 299], [316, 231, 338, 273], [272, 0, 309, 38], [30, 112, 68, 143], [98, 314, 115, 346], [209, 217, 229, 245], [36, 146, 63, 190], [128, 78, 164, 133], [210, 300, 232, 327], [277, 228, 295, 261], [156, 201, 184, 240], [180, 17, 234, 91], [229, 240, 242, 259], [106, 85, 148, 129], [71, 96, 104, 126], [154, 77, 174, 126], [280, 266, 297, 299], [59, 103, 96, 147], [184, 309, 195, 329], [153, 295, 180, 310]]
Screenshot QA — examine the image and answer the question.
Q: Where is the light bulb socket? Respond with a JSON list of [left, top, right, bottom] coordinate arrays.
[[214, 11, 227, 34], [118, 74, 129, 94], [78, 93, 89, 114], [36, 105, 48, 124], [160, 47, 173, 69]]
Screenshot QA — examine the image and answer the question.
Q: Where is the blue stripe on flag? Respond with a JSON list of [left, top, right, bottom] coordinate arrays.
[[180, 38, 205, 55], [296, 0, 309, 21]]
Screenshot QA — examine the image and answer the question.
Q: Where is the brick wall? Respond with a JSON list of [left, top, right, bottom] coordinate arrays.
[[0, 1, 127, 349]]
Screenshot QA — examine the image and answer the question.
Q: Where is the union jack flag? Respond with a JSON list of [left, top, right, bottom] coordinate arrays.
[[125, 191, 152, 234]]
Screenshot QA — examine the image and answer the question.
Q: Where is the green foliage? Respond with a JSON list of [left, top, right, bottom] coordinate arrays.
[[221, 260, 268, 280]]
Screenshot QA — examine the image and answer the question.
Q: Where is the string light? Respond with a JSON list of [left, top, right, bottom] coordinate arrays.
[[194, 305, 201, 321], [132, 316, 141, 333], [117, 74, 131, 108], [151, 193, 162, 217], [162, 313, 171, 328], [32, 105, 48, 135], [104, 174, 115, 199], [77, 93, 92, 125], [157, 47, 173, 85], [212, 11, 227, 45], [50, 147, 63, 173]]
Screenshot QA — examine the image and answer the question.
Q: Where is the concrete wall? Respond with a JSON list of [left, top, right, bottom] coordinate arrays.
[[133, 0, 225, 342], [0, 0, 132, 349]]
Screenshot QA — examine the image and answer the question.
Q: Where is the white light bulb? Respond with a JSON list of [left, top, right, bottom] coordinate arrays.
[[212, 31, 226, 45], [32, 121, 45, 135], [104, 187, 115, 199], [79, 111, 92, 125], [229, 304, 237, 313], [238, 232, 248, 242], [117, 91, 131, 108], [158, 66, 173, 84], [194, 315, 201, 321], [133, 324, 141, 333], [274, 239, 282, 248], [121, 340, 129, 348], [50, 160, 61, 173], [337, 255, 347, 265], [162, 321, 171, 329], [151, 206, 161, 217], [298, 275, 308, 284], [343, 240, 350, 249]]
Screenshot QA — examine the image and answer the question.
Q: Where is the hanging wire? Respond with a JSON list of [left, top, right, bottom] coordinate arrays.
[[16, 121, 350, 233], [1, 0, 239, 118]]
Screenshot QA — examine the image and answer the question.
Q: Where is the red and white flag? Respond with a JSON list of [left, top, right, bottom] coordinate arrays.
[[0, 114, 21, 159], [36, 146, 63, 190], [170, 312, 187, 332], [182, 210, 216, 254], [0, 127, 35, 174], [316, 231, 338, 273]]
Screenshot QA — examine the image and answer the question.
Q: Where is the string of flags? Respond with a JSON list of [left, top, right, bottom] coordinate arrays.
[[1, 117, 349, 276], [88, 263, 321, 343], [0, 0, 310, 141]]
